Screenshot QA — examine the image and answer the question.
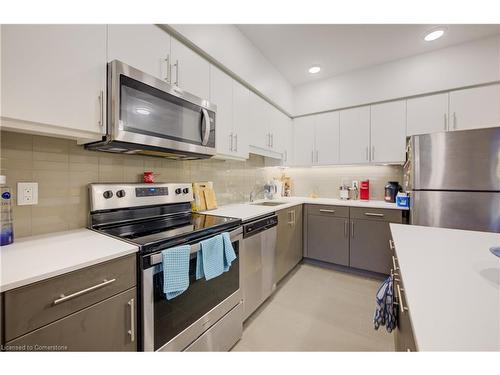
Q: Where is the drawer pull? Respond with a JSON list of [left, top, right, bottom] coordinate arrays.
[[396, 284, 408, 313], [53, 278, 116, 305], [319, 209, 336, 213], [392, 255, 399, 270], [389, 239, 395, 250], [364, 212, 384, 217], [128, 298, 135, 342]]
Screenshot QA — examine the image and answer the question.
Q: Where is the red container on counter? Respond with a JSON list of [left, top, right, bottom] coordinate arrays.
[[359, 180, 370, 200], [143, 171, 154, 183]]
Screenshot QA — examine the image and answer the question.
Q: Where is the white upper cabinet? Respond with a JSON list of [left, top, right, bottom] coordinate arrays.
[[280, 114, 293, 166], [293, 116, 315, 166], [370, 100, 407, 163], [170, 37, 210, 100], [107, 25, 171, 82], [449, 84, 500, 131], [314, 112, 340, 165], [210, 65, 234, 157], [406, 93, 449, 136], [248, 92, 269, 150], [232, 80, 250, 159], [339, 106, 370, 164], [1, 25, 106, 139]]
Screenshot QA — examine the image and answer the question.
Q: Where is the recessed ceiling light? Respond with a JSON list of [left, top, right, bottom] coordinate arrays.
[[308, 66, 321, 74], [135, 107, 151, 115], [424, 28, 445, 42]]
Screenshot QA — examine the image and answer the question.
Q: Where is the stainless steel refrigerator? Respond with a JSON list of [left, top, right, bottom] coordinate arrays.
[[404, 127, 500, 232]]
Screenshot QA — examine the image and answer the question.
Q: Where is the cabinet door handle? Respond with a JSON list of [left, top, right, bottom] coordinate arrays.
[[234, 133, 238, 152], [53, 278, 116, 305], [396, 284, 408, 313], [288, 210, 294, 225], [229, 133, 233, 152], [365, 147, 369, 161], [344, 220, 348, 238], [311, 150, 314, 163], [98, 90, 104, 127], [364, 212, 384, 217], [128, 298, 135, 342], [164, 55, 170, 82], [392, 255, 399, 270], [371, 146, 375, 161], [315, 150, 319, 163], [389, 239, 395, 250], [443, 113, 447, 131], [173, 59, 179, 86], [351, 221, 354, 237], [453, 112, 457, 130], [319, 209, 335, 213], [271, 133, 274, 148]]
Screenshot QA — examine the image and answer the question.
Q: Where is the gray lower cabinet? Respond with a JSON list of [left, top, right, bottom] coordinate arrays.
[[305, 205, 349, 266], [2, 254, 137, 351], [349, 207, 403, 274], [5, 287, 137, 351], [275, 205, 303, 283]]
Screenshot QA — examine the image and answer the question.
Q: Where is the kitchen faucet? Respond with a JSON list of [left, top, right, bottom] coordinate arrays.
[[249, 186, 265, 202]]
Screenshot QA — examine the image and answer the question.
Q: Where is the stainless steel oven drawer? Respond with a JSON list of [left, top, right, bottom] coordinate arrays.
[[184, 301, 243, 352]]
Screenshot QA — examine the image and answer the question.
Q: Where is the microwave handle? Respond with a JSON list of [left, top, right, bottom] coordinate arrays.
[[201, 108, 211, 146]]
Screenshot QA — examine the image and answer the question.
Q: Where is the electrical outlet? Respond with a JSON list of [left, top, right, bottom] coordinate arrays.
[[17, 182, 38, 205]]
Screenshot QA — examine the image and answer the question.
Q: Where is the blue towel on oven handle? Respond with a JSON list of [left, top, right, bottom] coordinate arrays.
[[373, 275, 397, 333], [196, 233, 236, 280], [162, 245, 191, 300]]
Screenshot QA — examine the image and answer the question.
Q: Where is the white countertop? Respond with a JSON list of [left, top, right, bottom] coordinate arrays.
[[0, 229, 138, 292], [390, 224, 500, 351], [203, 196, 406, 222]]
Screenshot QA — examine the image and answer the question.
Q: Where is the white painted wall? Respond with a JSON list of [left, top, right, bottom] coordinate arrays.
[[169, 24, 294, 114], [293, 34, 500, 116]]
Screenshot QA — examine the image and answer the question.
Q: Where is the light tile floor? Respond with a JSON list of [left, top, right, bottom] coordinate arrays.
[[232, 262, 394, 351]]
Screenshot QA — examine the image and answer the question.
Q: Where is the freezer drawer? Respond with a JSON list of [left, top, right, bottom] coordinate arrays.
[[411, 191, 500, 232]]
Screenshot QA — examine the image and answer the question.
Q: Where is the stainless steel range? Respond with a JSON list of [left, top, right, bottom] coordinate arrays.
[[88, 183, 243, 351]]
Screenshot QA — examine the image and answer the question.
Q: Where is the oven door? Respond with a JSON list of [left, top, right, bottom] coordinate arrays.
[[109, 60, 216, 157], [142, 226, 243, 351]]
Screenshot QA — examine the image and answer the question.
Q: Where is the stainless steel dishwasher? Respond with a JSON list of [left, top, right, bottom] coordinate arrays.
[[240, 214, 278, 321]]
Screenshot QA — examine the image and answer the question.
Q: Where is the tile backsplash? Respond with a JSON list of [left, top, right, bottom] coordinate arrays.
[[1, 131, 402, 238]]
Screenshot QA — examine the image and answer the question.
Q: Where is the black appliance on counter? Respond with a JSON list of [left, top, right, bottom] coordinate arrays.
[[88, 183, 243, 351]]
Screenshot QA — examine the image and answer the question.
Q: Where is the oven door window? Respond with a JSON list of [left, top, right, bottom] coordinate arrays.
[[119, 75, 215, 147], [152, 242, 239, 350]]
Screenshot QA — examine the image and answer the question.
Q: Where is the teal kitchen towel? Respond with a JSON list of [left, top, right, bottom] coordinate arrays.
[[162, 245, 191, 300], [196, 233, 236, 280]]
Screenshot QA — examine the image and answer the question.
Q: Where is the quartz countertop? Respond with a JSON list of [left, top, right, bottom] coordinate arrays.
[[203, 196, 406, 222], [0, 229, 138, 292], [390, 224, 500, 351]]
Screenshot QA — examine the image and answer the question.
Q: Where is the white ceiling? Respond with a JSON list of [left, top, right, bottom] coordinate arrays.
[[237, 24, 500, 86]]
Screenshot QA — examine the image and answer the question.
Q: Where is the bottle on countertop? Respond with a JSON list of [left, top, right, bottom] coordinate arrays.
[[1, 175, 14, 246]]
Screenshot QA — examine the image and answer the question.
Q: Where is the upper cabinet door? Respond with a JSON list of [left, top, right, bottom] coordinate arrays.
[[449, 84, 500, 131], [406, 93, 449, 136], [107, 25, 171, 82], [210, 65, 234, 157], [292, 116, 315, 167], [248, 92, 269, 150], [370, 100, 406, 163], [314, 112, 340, 165], [339, 106, 370, 164], [232, 80, 250, 159], [170, 37, 210, 100], [1, 25, 106, 137]]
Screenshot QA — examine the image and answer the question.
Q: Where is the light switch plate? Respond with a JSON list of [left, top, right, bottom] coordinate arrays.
[[17, 182, 38, 205]]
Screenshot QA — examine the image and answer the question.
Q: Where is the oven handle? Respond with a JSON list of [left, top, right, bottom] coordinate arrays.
[[201, 108, 211, 146], [149, 226, 243, 266]]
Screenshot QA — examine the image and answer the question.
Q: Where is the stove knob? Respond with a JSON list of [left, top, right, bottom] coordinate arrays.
[[175, 188, 182, 195], [183, 188, 189, 194], [103, 190, 113, 199], [116, 189, 126, 198]]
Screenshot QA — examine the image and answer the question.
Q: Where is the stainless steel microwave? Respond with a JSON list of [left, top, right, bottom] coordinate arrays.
[[85, 60, 216, 159]]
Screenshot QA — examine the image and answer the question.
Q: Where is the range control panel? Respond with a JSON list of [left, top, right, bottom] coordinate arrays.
[[89, 183, 193, 212]]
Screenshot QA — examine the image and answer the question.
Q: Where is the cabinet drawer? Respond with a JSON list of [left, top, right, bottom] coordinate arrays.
[[4, 254, 136, 342], [305, 204, 349, 218], [5, 288, 137, 352], [349, 207, 403, 222]]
